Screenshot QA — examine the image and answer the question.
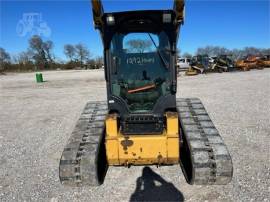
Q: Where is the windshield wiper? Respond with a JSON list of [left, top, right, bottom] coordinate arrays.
[[148, 33, 169, 69]]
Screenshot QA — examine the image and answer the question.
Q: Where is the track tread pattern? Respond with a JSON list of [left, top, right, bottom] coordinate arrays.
[[59, 101, 108, 186], [177, 98, 233, 185]]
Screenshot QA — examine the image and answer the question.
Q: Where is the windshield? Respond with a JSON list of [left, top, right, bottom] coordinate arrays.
[[109, 31, 171, 112]]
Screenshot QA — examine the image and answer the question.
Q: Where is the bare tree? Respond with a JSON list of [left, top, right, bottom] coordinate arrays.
[[182, 52, 192, 58], [196, 46, 211, 55], [176, 48, 181, 58], [17, 51, 33, 65], [75, 43, 90, 68], [95, 56, 103, 68], [261, 48, 270, 55], [86, 59, 96, 69], [229, 47, 270, 60], [126, 39, 152, 53], [0, 47, 10, 63], [64, 44, 76, 61], [0, 47, 11, 72], [242, 47, 263, 56], [29, 35, 47, 69], [196, 46, 230, 56], [43, 40, 54, 62], [230, 49, 244, 60], [28, 35, 55, 69]]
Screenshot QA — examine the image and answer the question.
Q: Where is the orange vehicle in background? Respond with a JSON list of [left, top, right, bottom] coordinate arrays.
[[235, 55, 264, 71], [258, 55, 270, 68]]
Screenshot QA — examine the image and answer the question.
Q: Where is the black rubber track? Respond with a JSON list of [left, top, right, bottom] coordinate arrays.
[[59, 101, 108, 186], [177, 98, 233, 185]]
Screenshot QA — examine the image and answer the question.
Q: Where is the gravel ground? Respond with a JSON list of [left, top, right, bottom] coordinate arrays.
[[0, 69, 269, 202]]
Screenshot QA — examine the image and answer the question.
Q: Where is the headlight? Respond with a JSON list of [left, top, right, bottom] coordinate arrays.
[[106, 15, 115, 25], [163, 13, 171, 23]]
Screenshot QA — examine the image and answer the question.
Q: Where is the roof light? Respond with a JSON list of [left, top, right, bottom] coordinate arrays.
[[106, 15, 115, 25], [163, 13, 171, 23]]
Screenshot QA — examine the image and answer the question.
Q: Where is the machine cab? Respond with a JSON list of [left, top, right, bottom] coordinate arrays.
[[109, 25, 173, 112], [92, 1, 184, 134]]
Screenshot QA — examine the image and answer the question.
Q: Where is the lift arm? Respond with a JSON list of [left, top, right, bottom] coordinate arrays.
[[91, 0, 104, 29], [174, 0, 185, 25]]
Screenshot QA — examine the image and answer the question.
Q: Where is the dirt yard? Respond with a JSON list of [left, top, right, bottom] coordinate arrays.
[[0, 69, 269, 202]]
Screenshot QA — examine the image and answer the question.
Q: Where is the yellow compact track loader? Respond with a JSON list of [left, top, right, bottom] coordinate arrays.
[[59, 0, 233, 186]]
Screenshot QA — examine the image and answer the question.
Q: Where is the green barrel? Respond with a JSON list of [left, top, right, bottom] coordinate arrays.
[[36, 73, 43, 83]]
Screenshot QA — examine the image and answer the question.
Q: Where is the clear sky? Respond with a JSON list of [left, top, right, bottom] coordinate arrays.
[[1, 0, 269, 60]]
